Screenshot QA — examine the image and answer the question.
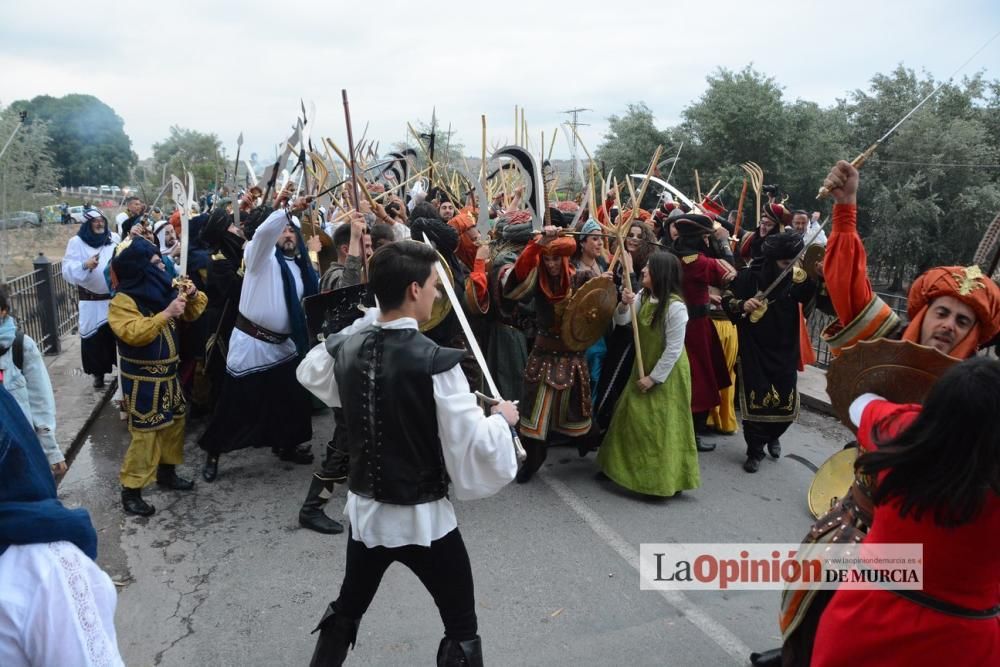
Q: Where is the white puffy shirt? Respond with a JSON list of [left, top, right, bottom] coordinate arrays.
[[296, 312, 517, 548]]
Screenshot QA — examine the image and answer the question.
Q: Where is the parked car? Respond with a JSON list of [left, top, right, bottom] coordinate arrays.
[[0, 211, 41, 229], [40, 205, 64, 224], [68, 205, 87, 223]]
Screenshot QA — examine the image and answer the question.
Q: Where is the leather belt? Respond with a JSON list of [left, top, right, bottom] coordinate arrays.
[[687, 304, 709, 319], [235, 314, 289, 345], [78, 287, 111, 302], [532, 334, 581, 355]]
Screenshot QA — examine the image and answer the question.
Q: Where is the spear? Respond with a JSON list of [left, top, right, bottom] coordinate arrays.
[[342, 90, 366, 282]]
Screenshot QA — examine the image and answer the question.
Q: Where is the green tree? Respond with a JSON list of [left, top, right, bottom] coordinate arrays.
[[841, 67, 1000, 285], [151, 126, 224, 196], [594, 103, 671, 183], [10, 94, 136, 187]]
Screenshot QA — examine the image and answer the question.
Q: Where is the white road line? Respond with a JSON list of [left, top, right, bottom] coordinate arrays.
[[540, 472, 752, 665]]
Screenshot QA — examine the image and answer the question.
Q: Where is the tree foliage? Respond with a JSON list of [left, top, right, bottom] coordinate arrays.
[[595, 65, 1000, 284], [151, 126, 224, 195], [0, 105, 61, 211], [10, 94, 136, 187]]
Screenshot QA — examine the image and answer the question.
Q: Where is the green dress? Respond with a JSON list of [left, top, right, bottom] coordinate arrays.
[[597, 295, 700, 496]]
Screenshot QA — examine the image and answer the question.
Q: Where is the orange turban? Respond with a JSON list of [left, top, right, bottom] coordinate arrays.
[[539, 236, 577, 257], [902, 265, 1000, 358], [536, 236, 577, 301], [169, 210, 182, 235], [448, 211, 477, 269]]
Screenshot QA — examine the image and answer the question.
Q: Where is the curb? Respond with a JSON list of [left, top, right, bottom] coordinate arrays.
[[62, 377, 117, 473]]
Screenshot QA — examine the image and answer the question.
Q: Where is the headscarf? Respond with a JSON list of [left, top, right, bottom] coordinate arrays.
[[169, 209, 182, 236], [579, 219, 602, 237], [902, 265, 1000, 359], [0, 384, 97, 559], [111, 238, 177, 313], [537, 236, 577, 301], [274, 217, 319, 357], [153, 220, 173, 253], [447, 210, 478, 270], [200, 207, 244, 268], [762, 202, 792, 226], [76, 208, 112, 248]]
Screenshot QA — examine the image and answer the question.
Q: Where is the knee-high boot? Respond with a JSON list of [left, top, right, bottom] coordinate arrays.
[[299, 476, 344, 535], [437, 636, 484, 667], [309, 603, 360, 667]]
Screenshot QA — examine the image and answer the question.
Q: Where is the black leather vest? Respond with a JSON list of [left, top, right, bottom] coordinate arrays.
[[327, 325, 466, 505]]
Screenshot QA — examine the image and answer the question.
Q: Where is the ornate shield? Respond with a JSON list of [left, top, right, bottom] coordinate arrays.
[[826, 338, 957, 433], [802, 243, 825, 283], [560, 276, 617, 351], [303, 283, 370, 343], [807, 446, 859, 519]]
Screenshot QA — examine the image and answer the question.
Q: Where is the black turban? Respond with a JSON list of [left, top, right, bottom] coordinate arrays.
[[673, 212, 714, 237], [762, 232, 804, 261]]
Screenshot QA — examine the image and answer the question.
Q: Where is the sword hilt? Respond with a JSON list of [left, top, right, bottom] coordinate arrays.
[[816, 141, 880, 200]]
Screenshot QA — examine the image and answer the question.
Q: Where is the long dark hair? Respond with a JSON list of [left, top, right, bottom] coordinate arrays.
[[856, 356, 1000, 527], [644, 250, 683, 324]]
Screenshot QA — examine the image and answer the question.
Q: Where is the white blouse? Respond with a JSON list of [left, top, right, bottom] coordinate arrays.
[[613, 293, 689, 384], [297, 314, 518, 548], [0, 541, 124, 667]]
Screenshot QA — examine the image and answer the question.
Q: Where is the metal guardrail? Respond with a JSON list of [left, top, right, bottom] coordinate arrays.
[[6, 255, 78, 354]]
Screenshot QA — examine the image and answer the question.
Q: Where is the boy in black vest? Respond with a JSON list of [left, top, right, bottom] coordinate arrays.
[[297, 240, 519, 667]]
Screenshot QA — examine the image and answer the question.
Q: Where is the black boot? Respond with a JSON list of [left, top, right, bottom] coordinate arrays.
[[156, 464, 195, 490], [278, 444, 315, 464], [515, 441, 547, 484], [299, 476, 344, 535], [121, 486, 155, 516], [202, 454, 219, 482], [695, 435, 717, 452], [767, 439, 782, 459], [436, 636, 484, 667], [743, 456, 762, 473], [750, 648, 783, 666], [309, 604, 359, 667], [92, 374, 105, 389]]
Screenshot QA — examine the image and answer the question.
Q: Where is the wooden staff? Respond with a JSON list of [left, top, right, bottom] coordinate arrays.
[[514, 106, 518, 145], [480, 115, 487, 184], [694, 169, 702, 202], [342, 89, 366, 282], [733, 178, 748, 242], [548, 129, 558, 162]]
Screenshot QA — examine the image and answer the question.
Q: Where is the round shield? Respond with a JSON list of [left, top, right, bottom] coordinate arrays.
[[802, 243, 825, 282], [826, 338, 957, 433], [808, 447, 858, 519], [420, 251, 454, 333], [560, 276, 617, 351]]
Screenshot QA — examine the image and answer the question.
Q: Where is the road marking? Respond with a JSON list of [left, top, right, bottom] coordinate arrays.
[[540, 471, 753, 665]]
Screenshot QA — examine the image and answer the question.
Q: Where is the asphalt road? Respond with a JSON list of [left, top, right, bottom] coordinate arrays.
[[58, 402, 850, 667]]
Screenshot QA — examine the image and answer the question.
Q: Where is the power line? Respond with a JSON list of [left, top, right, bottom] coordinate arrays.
[[873, 159, 1000, 169]]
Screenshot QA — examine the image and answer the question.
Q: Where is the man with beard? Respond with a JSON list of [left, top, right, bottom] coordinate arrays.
[[198, 188, 319, 481], [723, 232, 816, 473], [108, 238, 207, 515], [62, 208, 120, 388]]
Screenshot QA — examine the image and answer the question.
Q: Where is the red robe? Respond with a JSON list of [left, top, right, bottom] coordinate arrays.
[[812, 399, 1000, 666], [680, 253, 732, 413]]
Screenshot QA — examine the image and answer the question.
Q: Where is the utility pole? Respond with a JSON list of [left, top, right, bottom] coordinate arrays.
[[561, 108, 591, 194]]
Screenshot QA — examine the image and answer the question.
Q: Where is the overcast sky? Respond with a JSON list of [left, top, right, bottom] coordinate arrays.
[[2, 0, 998, 167]]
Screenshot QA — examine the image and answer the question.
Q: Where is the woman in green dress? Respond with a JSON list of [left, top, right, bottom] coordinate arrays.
[[597, 251, 700, 496]]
